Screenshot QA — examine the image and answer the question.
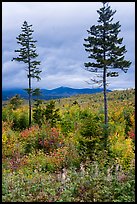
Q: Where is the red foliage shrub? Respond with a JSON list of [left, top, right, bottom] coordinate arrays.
[[38, 127, 64, 153], [20, 125, 39, 138], [128, 129, 135, 140]]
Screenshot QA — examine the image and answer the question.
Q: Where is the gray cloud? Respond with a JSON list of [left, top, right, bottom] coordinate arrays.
[[2, 2, 135, 90]]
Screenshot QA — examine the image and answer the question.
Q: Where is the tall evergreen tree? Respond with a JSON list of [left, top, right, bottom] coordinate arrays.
[[83, 2, 131, 142], [12, 21, 41, 126]]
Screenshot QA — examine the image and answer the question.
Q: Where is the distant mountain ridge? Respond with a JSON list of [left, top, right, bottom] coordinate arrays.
[[2, 86, 112, 101]]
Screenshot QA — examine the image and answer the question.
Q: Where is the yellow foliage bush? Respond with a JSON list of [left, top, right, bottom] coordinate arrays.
[[109, 125, 134, 170]]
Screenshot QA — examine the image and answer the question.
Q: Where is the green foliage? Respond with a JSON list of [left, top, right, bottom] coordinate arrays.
[[60, 111, 75, 135], [78, 113, 103, 160], [60, 104, 81, 135], [9, 94, 23, 110], [12, 111, 29, 131], [44, 100, 61, 127], [2, 105, 14, 123], [108, 123, 134, 170], [33, 100, 61, 127], [12, 21, 41, 79], [83, 2, 131, 75], [123, 108, 134, 135], [80, 115, 102, 138], [2, 104, 29, 130], [32, 99, 44, 127], [32, 88, 42, 98]]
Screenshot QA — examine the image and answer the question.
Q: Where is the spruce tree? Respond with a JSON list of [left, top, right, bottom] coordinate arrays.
[[12, 21, 41, 126], [83, 2, 131, 143]]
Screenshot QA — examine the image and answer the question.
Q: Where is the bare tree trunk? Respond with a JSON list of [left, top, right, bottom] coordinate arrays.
[[28, 37, 31, 127], [29, 75, 31, 127], [103, 66, 108, 125], [103, 65, 108, 148]]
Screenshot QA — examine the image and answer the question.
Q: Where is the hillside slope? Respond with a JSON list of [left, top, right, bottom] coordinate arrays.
[[2, 86, 111, 100]]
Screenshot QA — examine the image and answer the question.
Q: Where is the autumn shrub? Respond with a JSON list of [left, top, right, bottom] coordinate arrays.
[[64, 138, 81, 168], [27, 149, 57, 173], [110, 107, 124, 123], [2, 121, 13, 133], [2, 124, 23, 158], [36, 128, 80, 170], [24, 139, 80, 174], [20, 124, 66, 156], [108, 123, 134, 170], [60, 112, 75, 135], [60, 104, 82, 135], [79, 109, 89, 119], [20, 125, 40, 154], [2, 104, 29, 130], [36, 125, 64, 153], [126, 112, 135, 144], [24, 150, 56, 173], [128, 128, 135, 142], [7, 152, 29, 173], [24, 147, 78, 174], [12, 109, 29, 130], [49, 145, 80, 170], [2, 121, 12, 158], [2, 105, 14, 123], [47, 147, 69, 171], [122, 108, 134, 135]]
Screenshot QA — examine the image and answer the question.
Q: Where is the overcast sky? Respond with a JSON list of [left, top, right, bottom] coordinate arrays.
[[2, 2, 135, 90]]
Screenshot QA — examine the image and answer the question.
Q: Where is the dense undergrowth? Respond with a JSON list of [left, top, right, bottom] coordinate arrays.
[[2, 89, 135, 202]]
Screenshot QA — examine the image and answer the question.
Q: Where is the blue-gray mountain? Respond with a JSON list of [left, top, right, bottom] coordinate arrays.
[[2, 87, 112, 101]]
